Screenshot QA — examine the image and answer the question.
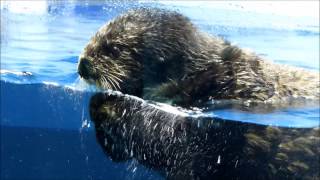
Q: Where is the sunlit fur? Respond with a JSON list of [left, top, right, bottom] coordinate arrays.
[[79, 8, 319, 106]]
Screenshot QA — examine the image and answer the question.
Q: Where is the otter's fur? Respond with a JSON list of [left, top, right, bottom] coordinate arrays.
[[90, 92, 320, 180], [78, 8, 319, 106]]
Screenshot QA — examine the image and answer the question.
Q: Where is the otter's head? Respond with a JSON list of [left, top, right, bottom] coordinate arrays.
[[78, 13, 146, 96], [78, 9, 198, 98]]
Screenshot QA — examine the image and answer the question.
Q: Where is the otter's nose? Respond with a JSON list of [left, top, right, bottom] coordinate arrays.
[[78, 58, 93, 79]]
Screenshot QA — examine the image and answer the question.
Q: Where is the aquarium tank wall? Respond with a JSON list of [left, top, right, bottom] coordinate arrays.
[[1, 1, 319, 180]]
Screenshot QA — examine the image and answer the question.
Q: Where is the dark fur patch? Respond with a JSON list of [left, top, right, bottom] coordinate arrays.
[[90, 92, 320, 179]]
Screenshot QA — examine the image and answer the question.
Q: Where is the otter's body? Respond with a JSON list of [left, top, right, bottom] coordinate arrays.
[[80, 8, 320, 180], [78, 8, 319, 106]]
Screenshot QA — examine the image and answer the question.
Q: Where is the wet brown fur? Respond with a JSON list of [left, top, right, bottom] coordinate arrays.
[[78, 8, 319, 106]]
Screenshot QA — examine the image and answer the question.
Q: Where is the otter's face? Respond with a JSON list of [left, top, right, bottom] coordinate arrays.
[[78, 19, 143, 96]]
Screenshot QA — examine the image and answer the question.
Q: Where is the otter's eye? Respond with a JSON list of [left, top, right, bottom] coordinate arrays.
[[110, 46, 120, 58], [100, 43, 121, 59]]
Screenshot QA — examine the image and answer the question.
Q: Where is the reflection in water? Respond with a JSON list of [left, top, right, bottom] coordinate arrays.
[[89, 92, 320, 179]]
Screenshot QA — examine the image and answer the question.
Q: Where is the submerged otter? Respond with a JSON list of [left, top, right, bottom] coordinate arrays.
[[89, 92, 320, 179], [78, 8, 319, 107]]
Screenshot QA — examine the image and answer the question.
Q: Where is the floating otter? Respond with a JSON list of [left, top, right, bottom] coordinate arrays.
[[78, 8, 319, 107], [89, 92, 320, 179]]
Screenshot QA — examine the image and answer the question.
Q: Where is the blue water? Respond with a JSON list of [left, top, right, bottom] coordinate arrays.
[[1, 1, 319, 179]]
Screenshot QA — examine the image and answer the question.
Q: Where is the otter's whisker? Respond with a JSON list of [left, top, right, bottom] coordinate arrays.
[[108, 72, 123, 82], [110, 70, 126, 77], [107, 76, 120, 90], [101, 76, 112, 90], [98, 77, 106, 89], [106, 76, 118, 91]]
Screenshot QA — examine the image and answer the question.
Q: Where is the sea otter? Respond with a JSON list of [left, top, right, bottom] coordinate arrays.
[[78, 8, 319, 107], [79, 7, 319, 179], [89, 92, 320, 179]]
